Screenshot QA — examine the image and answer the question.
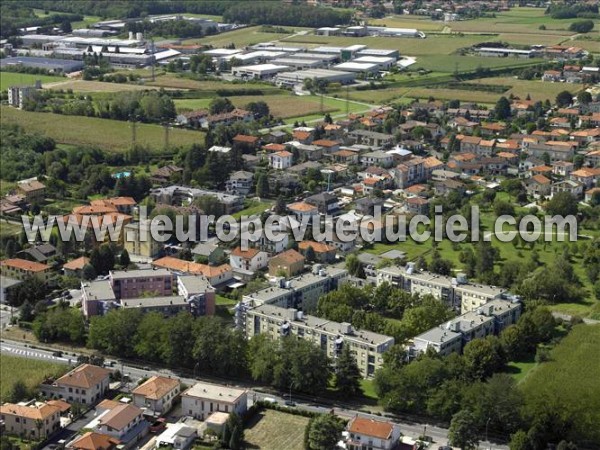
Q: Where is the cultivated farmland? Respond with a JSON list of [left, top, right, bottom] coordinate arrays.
[[0, 355, 67, 402], [0, 106, 204, 152], [244, 409, 310, 450]]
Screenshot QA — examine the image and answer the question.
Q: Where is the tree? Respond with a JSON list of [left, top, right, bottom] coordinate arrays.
[[345, 254, 364, 278], [223, 413, 244, 450], [334, 346, 362, 397], [510, 430, 532, 450], [119, 249, 130, 267], [209, 97, 234, 115], [82, 263, 96, 280], [306, 414, 345, 450], [4, 239, 16, 257], [7, 380, 29, 403], [569, 20, 594, 33], [448, 410, 480, 450], [256, 173, 269, 198], [493, 96, 511, 120], [493, 199, 515, 217], [245, 100, 270, 119], [19, 300, 34, 322], [305, 245, 316, 263], [545, 192, 578, 217], [556, 91, 573, 108], [462, 336, 505, 381], [577, 91, 593, 105], [61, 20, 72, 33]]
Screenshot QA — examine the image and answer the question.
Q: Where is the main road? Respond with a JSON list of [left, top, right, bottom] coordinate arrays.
[[0, 338, 508, 449]]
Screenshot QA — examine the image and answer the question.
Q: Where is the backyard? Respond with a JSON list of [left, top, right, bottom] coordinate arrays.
[[244, 409, 310, 450]]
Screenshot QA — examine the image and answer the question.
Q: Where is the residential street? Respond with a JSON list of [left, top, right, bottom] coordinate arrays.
[[0, 338, 508, 449]]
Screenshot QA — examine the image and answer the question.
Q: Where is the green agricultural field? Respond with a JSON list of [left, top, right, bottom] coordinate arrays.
[[44, 80, 160, 93], [412, 56, 545, 73], [175, 95, 342, 119], [0, 355, 67, 402], [0, 72, 66, 91], [0, 220, 22, 239], [0, 106, 204, 153], [183, 26, 306, 48], [470, 77, 584, 102], [244, 409, 310, 450], [520, 324, 600, 444]]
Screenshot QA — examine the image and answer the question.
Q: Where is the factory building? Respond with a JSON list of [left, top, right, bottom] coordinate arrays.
[[352, 56, 396, 70], [271, 57, 325, 70], [231, 63, 291, 80], [275, 68, 356, 86], [0, 56, 83, 73], [333, 61, 380, 74]]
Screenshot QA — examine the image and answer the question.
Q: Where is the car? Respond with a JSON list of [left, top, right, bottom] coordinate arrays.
[[284, 400, 296, 407], [65, 294, 73, 300], [149, 418, 167, 433], [52, 351, 63, 357], [263, 397, 277, 404]]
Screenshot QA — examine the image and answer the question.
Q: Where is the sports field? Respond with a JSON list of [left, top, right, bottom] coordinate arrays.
[[0, 106, 204, 152], [244, 409, 310, 450]]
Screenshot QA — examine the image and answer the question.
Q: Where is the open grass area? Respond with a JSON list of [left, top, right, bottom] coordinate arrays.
[[44, 80, 160, 93], [244, 409, 309, 450], [520, 324, 600, 444], [231, 200, 273, 220], [412, 56, 545, 73], [1, 72, 65, 91], [360, 379, 378, 400], [183, 26, 307, 48], [176, 94, 341, 120], [0, 106, 204, 153], [505, 357, 537, 383], [466, 76, 584, 102], [0, 220, 22, 239], [0, 354, 67, 402]]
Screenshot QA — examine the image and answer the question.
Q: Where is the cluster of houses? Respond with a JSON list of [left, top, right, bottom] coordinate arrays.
[[0, 361, 411, 450], [542, 64, 599, 84]]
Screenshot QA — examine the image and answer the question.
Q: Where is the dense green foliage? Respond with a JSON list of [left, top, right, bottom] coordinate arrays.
[[222, 3, 352, 27], [125, 19, 217, 39]]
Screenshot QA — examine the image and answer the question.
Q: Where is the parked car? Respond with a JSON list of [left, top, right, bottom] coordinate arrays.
[[150, 418, 167, 433]]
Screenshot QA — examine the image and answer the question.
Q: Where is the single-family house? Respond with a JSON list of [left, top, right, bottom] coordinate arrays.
[[181, 382, 247, 421], [230, 247, 269, 273], [298, 240, 336, 263], [346, 416, 401, 450], [269, 151, 293, 170], [268, 249, 305, 277], [132, 376, 181, 417]]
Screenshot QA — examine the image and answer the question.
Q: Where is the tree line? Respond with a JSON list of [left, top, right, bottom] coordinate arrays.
[[222, 2, 352, 27], [125, 19, 218, 39]]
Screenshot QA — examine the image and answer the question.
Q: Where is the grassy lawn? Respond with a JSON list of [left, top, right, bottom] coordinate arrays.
[[465, 77, 584, 102], [412, 56, 545, 73], [360, 379, 378, 400], [44, 80, 160, 93], [183, 26, 306, 48], [176, 94, 343, 120], [231, 200, 273, 220], [0, 220, 22, 240], [1, 72, 65, 91], [520, 324, 600, 444], [244, 409, 310, 450], [216, 295, 238, 307], [0, 106, 204, 153], [0, 354, 67, 402], [505, 358, 537, 383], [145, 74, 279, 92]]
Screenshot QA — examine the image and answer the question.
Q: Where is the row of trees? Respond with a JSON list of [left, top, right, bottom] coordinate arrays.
[[222, 3, 352, 27], [125, 19, 217, 39]]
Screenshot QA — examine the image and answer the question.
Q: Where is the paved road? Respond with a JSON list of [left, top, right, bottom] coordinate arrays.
[[0, 339, 508, 449]]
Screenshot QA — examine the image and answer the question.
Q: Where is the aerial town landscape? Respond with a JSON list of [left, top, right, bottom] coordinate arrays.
[[0, 1, 599, 450]]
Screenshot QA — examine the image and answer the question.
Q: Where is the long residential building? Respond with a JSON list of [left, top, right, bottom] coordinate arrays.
[[181, 382, 247, 421], [376, 265, 506, 314], [412, 299, 522, 356], [244, 304, 394, 378]]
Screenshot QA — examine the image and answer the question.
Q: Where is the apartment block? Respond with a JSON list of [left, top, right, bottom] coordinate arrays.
[[413, 299, 522, 356], [244, 304, 394, 377]]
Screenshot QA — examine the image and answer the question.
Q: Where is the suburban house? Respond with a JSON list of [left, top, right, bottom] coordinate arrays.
[[132, 376, 181, 417], [298, 240, 337, 263], [551, 180, 584, 198], [526, 175, 552, 199], [63, 256, 90, 278], [405, 196, 429, 215], [90, 197, 137, 215], [229, 247, 269, 273], [17, 243, 57, 264], [268, 249, 306, 277], [346, 416, 401, 450], [67, 432, 121, 450], [16, 178, 46, 203], [150, 165, 183, 185], [95, 403, 148, 448], [287, 201, 319, 221], [225, 171, 254, 196], [181, 382, 247, 421], [570, 168, 600, 189], [191, 242, 226, 265], [154, 423, 197, 450], [41, 364, 111, 406], [0, 401, 61, 440], [269, 151, 293, 170], [305, 192, 340, 215], [0, 258, 51, 282]]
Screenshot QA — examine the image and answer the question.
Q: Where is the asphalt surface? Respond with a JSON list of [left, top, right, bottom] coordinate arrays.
[[0, 338, 508, 449]]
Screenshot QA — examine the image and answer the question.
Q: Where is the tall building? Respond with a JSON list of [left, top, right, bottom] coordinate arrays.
[[244, 304, 394, 378]]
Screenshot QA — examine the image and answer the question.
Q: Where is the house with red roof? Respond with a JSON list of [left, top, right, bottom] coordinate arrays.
[[346, 416, 400, 450]]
